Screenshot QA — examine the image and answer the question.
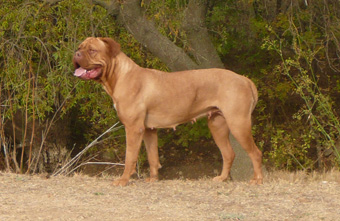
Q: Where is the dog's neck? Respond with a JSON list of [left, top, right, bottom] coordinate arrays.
[[100, 52, 139, 99], [114, 53, 138, 76]]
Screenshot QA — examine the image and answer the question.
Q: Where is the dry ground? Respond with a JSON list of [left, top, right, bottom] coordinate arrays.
[[1, 171, 340, 221]]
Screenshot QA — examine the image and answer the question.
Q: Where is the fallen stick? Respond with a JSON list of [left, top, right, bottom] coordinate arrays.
[[65, 162, 125, 176]]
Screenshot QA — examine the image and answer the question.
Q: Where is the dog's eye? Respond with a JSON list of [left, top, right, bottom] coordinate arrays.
[[89, 49, 97, 54]]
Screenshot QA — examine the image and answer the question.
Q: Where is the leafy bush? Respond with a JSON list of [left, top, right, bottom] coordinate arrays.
[[0, 0, 124, 173]]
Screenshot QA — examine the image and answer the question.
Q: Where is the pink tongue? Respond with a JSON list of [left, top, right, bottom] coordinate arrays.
[[74, 67, 87, 77]]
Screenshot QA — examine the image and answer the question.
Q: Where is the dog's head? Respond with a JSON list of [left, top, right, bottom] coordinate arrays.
[[73, 37, 120, 80]]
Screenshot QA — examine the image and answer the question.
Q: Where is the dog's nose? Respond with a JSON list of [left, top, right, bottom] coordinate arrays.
[[76, 51, 82, 57]]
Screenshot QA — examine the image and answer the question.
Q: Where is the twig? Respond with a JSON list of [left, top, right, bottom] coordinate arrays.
[[8, 89, 20, 172], [0, 83, 11, 171], [52, 122, 124, 176], [20, 65, 31, 173], [27, 73, 36, 173], [288, 152, 306, 170], [65, 162, 125, 176]]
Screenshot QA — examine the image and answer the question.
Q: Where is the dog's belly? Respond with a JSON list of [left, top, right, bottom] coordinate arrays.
[[144, 107, 220, 129]]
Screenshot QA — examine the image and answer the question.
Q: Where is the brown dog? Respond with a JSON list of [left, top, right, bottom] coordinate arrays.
[[73, 37, 263, 186]]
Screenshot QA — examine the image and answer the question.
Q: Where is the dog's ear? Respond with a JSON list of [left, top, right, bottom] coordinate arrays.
[[99, 37, 121, 58]]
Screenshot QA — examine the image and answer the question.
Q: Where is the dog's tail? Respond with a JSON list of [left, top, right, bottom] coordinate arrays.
[[248, 79, 258, 113]]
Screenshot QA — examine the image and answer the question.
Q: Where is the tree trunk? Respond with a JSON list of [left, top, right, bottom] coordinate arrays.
[[183, 0, 224, 69]]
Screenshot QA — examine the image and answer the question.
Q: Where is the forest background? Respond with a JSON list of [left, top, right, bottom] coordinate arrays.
[[0, 0, 340, 176]]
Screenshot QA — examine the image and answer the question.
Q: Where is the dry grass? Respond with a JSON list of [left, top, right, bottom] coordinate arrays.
[[1, 170, 340, 220]]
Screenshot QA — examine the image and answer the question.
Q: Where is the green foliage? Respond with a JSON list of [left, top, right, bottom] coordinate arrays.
[[207, 1, 270, 76], [260, 3, 340, 169], [0, 0, 130, 172], [0, 0, 117, 123], [170, 119, 211, 148], [266, 127, 314, 170]]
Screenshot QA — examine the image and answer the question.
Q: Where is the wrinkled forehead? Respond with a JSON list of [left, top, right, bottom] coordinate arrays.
[[79, 37, 106, 49]]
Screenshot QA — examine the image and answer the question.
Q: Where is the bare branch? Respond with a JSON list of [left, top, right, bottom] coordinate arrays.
[[65, 162, 125, 176], [52, 122, 124, 176]]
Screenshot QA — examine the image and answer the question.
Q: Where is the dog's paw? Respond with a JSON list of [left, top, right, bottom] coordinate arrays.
[[113, 178, 129, 187], [145, 177, 159, 183], [213, 175, 228, 182], [249, 178, 263, 185]]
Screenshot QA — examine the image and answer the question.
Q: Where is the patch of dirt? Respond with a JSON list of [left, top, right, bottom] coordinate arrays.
[[82, 140, 223, 180], [1, 171, 340, 220]]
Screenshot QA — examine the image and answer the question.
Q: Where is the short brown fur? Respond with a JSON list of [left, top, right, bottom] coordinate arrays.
[[73, 37, 263, 186]]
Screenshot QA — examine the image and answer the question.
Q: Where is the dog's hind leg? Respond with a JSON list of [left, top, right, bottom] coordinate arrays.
[[143, 128, 161, 183], [208, 114, 235, 182], [223, 111, 263, 185]]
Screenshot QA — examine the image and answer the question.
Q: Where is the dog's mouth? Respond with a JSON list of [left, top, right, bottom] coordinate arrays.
[[74, 64, 102, 80]]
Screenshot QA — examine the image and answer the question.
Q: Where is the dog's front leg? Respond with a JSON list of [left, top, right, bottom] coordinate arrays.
[[113, 126, 144, 186], [144, 129, 161, 183]]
